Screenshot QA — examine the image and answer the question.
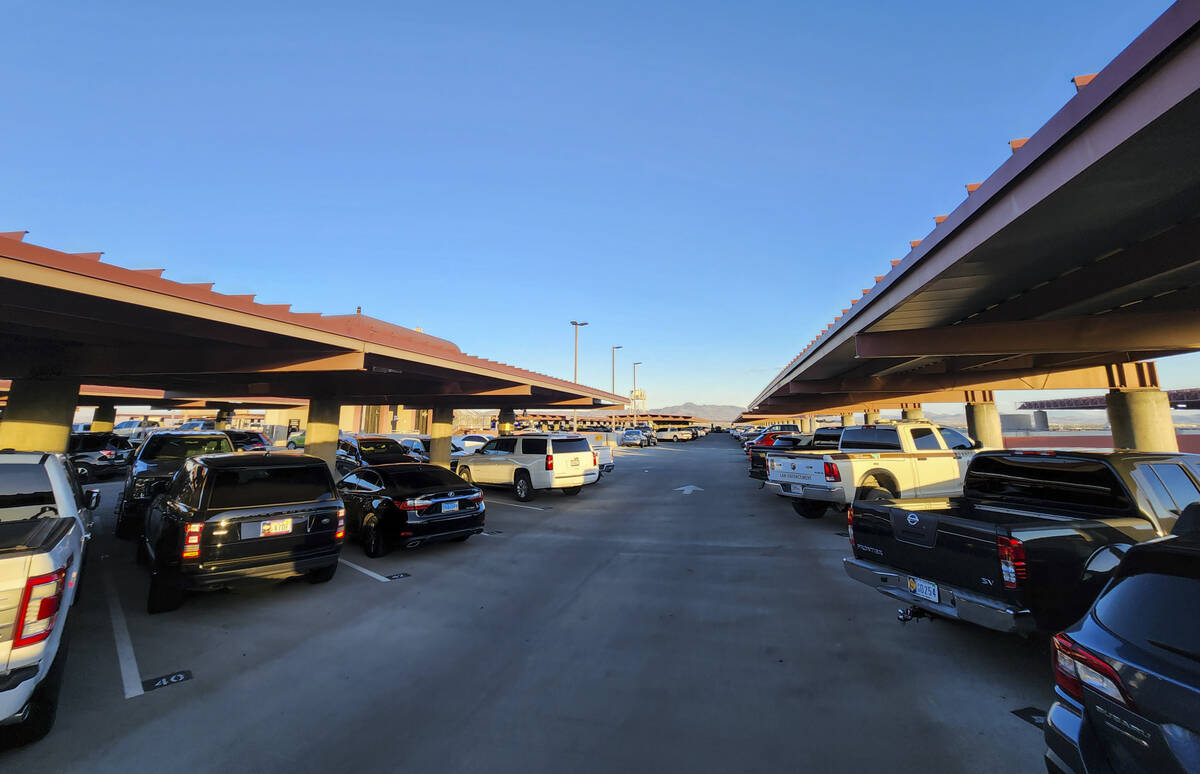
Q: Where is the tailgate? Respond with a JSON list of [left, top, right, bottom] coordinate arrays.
[[767, 453, 825, 485], [852, 499, 1010, 599], [0, 553, 31, 675], [200, 503, 341, 565]]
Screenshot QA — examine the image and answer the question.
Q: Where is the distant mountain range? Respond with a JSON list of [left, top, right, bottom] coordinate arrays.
[[650, 403, 746, 422]]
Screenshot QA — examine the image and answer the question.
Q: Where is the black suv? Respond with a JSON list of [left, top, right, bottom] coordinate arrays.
[[115, 431, 233, 538], [67, 432, 134, 482], [140, 452, 344, 613]]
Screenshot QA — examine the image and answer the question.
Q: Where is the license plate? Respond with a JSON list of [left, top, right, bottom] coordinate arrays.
[[442, 500, 459, 514], [908, 576, 938, 603], [260, 518, 293, 537], [570, 458, 580, 466]]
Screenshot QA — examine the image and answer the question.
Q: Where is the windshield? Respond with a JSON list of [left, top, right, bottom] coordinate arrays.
[[358, 438, 406, 455], [0, 465, 56, 522], [139, 434, 233, 461]]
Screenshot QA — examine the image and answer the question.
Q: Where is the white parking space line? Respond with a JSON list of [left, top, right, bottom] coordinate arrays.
[[103, 570, 144, 699], [338, 558, 392, 583], [486, 501, 545, 511]]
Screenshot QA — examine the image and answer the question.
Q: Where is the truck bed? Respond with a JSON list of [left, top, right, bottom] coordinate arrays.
[[0, 518, 73, 556]]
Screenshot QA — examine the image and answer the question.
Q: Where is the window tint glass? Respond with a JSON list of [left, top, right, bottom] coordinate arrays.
[[1149, 464, 1200, 513], [0, 465, 55, 522], [521, 438, 548, 455], [69, 434, 108, 453], [494, 438, 518, 453], [208, 465, 333, 509], [1095, 569, 1200, 658], [480, 440, 498, 453], [910, 427, 941, 451], [357, 438, 405, 455], [139, 434, 232, 461], [358, 470, 384, 490], [840, 427, 900, 451], [939, 428, 974, 450], [551, 438, 591, 454], [109, 436, 132, 450], [966, 455, 1131, 511], [179, 462, 207, 509], [380, 466, 468, 492], [339, 472, 363, 491]]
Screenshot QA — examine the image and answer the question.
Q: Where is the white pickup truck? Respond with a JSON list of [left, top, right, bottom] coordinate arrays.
[[0, 452, 96, 744], [765, 422, 980, 519]]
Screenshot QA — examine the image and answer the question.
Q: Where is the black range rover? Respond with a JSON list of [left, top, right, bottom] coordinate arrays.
[[139, 452, 344, 613]]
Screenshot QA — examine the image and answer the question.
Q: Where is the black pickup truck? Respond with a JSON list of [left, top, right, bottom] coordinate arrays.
[[843, 449, 1200, 634]]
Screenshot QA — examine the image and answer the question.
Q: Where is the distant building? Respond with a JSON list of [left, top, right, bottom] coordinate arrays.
[[1001, 412, 1050, 432]]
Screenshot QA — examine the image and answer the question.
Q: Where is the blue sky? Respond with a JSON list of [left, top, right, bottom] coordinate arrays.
[[3, 0, 1190, 410]]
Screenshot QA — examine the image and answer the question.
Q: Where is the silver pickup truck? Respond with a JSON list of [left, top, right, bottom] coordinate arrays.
[[0, 452, 96, 744]]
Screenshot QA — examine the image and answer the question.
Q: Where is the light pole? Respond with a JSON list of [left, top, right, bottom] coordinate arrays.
[[611, 345, 622, 428], [570, 321, 588, 431], [632, 361, 643, 428]]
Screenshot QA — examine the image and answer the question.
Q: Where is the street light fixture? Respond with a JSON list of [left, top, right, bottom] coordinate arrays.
[[570, 321, 588, 431], [633, 361, 643, 428], [610, 345, 622, 427]]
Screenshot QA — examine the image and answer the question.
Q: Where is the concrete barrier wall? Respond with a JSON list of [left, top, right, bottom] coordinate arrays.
[[1004, 433, 1200, 453]]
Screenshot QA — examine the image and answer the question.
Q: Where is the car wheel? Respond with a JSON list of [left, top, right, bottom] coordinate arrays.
[[286, 442, 297, 450], [114, 505, 141, 540], [361, 516, 388, 558], [0, 629, 69, 746], [146, 573, 186, 615], [459, 467, 473, 485], [306, 563, 338, 584], [74, 463, 93, 483], [857, 486, 894, 502], [562, 486, 582, 496], [513, 472, 535, 502], [791, 500, 827, 519]]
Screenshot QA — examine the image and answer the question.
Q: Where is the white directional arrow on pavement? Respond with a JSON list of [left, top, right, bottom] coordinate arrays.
[[674, 485, 704, 495]]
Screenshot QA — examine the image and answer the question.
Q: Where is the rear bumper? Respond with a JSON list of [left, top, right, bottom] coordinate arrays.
[[771, 481, 847, 506], [0, 666, 39, 726], [167, 547, 342, 589], [549, 470, 600, 488], [394, 511, 485, 542], [842, 557, 1035, 634], [1043, 699, 1086, 774]]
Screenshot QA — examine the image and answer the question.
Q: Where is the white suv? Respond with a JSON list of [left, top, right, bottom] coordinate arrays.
[[456, 434, 599, 501], [657, 427, 685, 442]]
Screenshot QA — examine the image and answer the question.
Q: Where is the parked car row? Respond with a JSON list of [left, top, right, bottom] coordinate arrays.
[[740, 423, 1200, 773]]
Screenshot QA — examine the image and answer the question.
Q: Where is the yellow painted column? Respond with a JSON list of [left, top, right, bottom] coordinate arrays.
[[306, 399, 341, 475], [965, 401, 1004, 449], [213, 408, 233, 430], [864, 410, 881, 424], [429, 407, 454, 469], [1107, 389, 1177, 451], [0, 379, 81, 453], [840, 412, 857, 427], [902, 405, 925, 421], [91, 403, 117, 432], [498, 408, 516, 435]]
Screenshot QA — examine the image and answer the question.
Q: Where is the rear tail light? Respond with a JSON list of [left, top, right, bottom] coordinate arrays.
[[592, 452, 598, 467], [847, 507, 856, 550], [546, 454, 554, 471], [394, 498, 431, 512], [824, 462, 841, 482], [997, 535, 1027, 589], [100, 449, 114, 459], [467, 491, 484, 503], [13, 559, 71, 648], [182, 523, 203, 559], [335, 508, 345, 540], [1053, 634, 1132, 707]]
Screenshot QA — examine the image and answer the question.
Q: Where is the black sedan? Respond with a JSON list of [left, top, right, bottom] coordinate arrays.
[[337, 463, 484, 557], [1044, 514, 1200, 774]]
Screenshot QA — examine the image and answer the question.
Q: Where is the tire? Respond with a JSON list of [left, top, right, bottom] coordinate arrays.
[[74, 463, 94, 483], [361, 516, 388, 558], [857, 486, 894, 502], [791, 500, 827, 519], [513, 472, 535, 502], [562, 486, 582, 496], [307, 563, 338, 584], [287, 442, 297, 450], [459, 467, 473, 485], [1, 630, 69, 745], [147, 573, 186, 615], [135, 537, 150, 567]]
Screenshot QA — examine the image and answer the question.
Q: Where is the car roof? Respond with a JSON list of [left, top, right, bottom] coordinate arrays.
[[0, 451, 52, 464], [345, 462, 449, 476], [148, 430, 230, 438], [194, 451, 328, 469]]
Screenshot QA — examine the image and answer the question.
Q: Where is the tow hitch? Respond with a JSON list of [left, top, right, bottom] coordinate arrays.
[[897, 606, 931, 624]]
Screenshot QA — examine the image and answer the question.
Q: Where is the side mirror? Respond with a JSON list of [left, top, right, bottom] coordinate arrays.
[[973, 440, 984, 450], [86, 489, 101, 510]]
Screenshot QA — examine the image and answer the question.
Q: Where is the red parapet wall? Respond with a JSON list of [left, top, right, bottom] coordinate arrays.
[[1004, 434, 1200, 453]]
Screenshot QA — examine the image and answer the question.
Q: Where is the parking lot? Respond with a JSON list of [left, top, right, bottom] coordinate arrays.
[[0, 434, 1053, 773]]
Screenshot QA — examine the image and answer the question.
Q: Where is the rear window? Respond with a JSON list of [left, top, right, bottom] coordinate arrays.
[[965, 455, 1132, 511], [0, 465, 56, 522], [1094, 558, 1200, 661], [380, 466, 467, 492], [840, 427, 901, 451], [207, 465, 333, 509], [357, 438, 405, 455], [69, 434, 109, 452], [550, 438, 591, 454], [139, 434, 233, 461]]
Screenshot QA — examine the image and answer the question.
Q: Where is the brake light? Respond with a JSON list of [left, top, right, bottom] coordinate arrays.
[[13, 560, 70, 648], [335, 507, 345, 540], [824, 462, 841, 482], [847, 507, 856, 550], [546, 454, 554, 471], [592, 452, 598, 467], [997, 535, 1027, 589], [1053, 634, 1132, 707], [182, 523, 203, 559], [467, 491, 484, 503], [394, 498, 430, 512], [99, 449, 114, 459]]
